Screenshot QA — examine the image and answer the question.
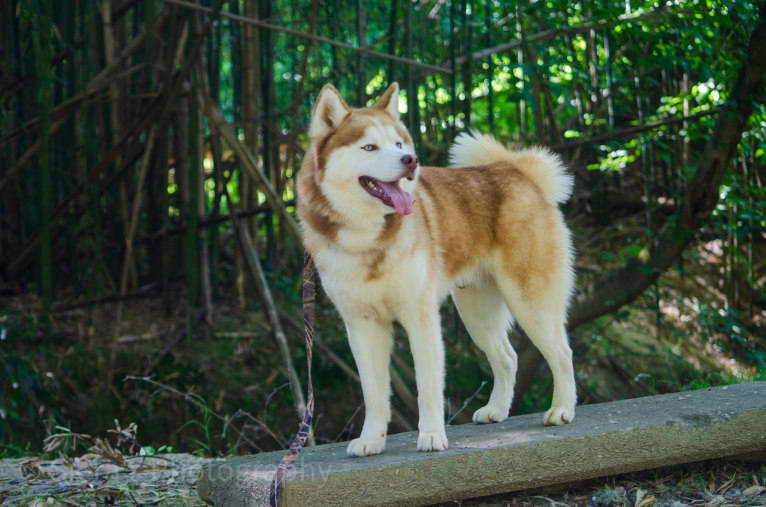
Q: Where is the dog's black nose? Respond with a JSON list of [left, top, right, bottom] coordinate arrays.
[[401, 155, 418, 180], [401, 155, 418, 170]]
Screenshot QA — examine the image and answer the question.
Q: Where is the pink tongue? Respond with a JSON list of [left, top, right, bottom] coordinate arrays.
[[377, 181, 413, 215]]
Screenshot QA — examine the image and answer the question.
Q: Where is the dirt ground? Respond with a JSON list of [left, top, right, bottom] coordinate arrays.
[[446, 457, 766, 507], [0, 453, 217, 506], [2, 452, 764, 506]]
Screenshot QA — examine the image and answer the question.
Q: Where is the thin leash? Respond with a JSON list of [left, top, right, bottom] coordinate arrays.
[[269, 251, 317, 506]]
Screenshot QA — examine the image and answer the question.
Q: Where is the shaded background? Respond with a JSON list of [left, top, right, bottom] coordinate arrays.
[[1, 0, 764, 457]]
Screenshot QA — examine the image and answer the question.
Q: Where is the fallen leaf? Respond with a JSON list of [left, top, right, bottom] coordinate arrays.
[[637, 494, 656, 507], [707, 494, 726, 506], [634, 488, 646, 507], [743, 485, 766, 496], [717, 476, 736, 494], [532, 495, 570, 506]]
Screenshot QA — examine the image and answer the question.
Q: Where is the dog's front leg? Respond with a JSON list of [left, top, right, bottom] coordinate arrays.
[[345, 317, 393, 457], [400, 303, 448, 452]]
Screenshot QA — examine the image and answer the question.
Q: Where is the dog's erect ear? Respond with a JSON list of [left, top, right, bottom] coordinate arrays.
[[310, 85, 351, 141], [373, 82, 400, 118]]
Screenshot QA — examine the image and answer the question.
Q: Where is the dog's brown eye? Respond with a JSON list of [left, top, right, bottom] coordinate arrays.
[[396, 142, 403, 149], [362, 144, 377, 151]]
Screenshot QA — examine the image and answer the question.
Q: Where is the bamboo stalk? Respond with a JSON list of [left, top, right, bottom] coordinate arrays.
[[524, 43, 546, 144], [102, 0, 133, 289], [32, 0, 54, 318], [143, 6, 164, 298], [516, 4, 527, 139], [198, 115, 214, 325], [484, 0, 494, 135], [57, 2, 78, 291], [186, 72, 202, 330], [284, 0, 319, 187], [461, 0, 472, 129], [259, 0, 277, 289], [204, 32, 223, 299], [327, 0, 338, 82], [385, 0, 399, 82], [155, 125, 172, 313], [405, 0, 418, 146], [449, 0, 457, 140], [357, 0, 367, 104], [158, 9, 183, 315], [604, 30, 615, 130], [192, 20, 214, 326], [0, 2, 15, 263], [144, 0, 157, 95], [229, 0, 242, 123], [240, 0, 258, 221], [78, 0, 108, 308], [585, 9, 600, 111]]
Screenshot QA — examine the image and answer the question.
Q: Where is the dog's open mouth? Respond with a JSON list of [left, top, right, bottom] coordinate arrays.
[[359, 176, 413, 215]]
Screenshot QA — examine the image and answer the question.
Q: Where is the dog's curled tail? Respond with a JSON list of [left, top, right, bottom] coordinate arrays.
[[449, 131, 573, 205]]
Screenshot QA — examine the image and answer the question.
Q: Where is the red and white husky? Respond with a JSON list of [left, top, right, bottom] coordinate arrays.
[[297, 83, 576, 456]]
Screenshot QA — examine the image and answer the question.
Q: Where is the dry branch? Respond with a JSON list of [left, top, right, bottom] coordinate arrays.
[[136, 201, 293, 244], [0, 116, 66, 193], [278, 310, 414, 432], [51, 284, 158, 312], [201, 92, 301, 242], [226, 197, 309, 437], [161, 0, 452, 74], [390, 365, 419, 416], [551, 108, 722, 151], [116, 127, 158, 323]]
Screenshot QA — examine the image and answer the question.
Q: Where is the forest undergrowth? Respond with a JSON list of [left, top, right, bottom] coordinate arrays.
[[1, 214, 763, 460]]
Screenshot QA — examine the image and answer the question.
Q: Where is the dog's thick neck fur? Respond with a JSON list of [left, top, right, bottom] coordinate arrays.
[[297, 84, 412, 255]]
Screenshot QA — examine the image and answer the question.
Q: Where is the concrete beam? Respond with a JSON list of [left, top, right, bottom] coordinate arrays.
[[198, 382, 766, 506]]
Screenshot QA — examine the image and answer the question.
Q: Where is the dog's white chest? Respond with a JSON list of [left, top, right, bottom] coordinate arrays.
[[314, 243, 429, 321]]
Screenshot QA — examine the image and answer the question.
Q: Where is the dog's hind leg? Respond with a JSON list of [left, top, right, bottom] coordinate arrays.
[[344, 317, 394, 456], [496, 278, 576, 426], [453, 283, 517, 423]]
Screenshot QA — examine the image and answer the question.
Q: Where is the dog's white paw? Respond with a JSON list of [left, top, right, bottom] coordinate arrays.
[[472, 404, 508, 424], [347, 436, 386, 457], [417, 430, 448, 452], [543, 406, 575, 426]]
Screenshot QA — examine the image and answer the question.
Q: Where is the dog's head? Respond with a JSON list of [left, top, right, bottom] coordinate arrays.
[[306, 83, 419, 219]]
